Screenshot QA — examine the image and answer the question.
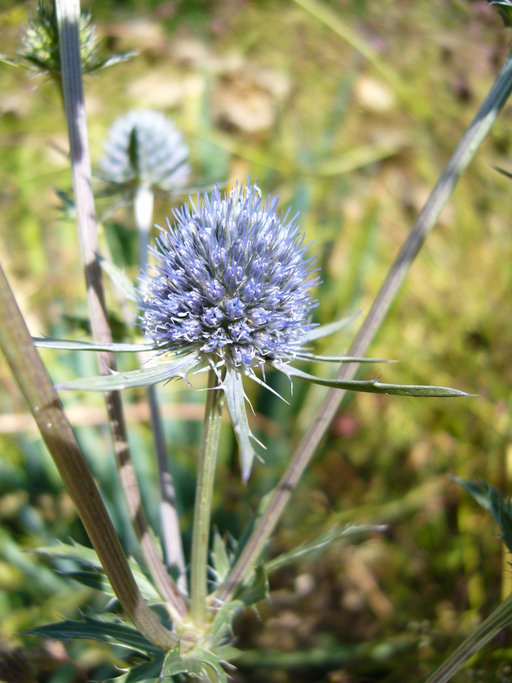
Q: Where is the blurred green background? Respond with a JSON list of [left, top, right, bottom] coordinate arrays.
[[1, 0, 512, 680]]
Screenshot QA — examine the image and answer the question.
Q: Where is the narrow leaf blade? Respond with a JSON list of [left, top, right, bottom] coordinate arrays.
[[223, 367, 260, 481], [99, 255, 138, 301], [33, 337, 155, 352], [57, 352, 199, 392], [301, 310, 361, 343], [273, 362, 471, 398]]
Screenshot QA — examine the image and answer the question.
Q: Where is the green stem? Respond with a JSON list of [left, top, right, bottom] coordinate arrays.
[[0, 263, 177, 651], [216, 47, 512, 605], [190, 369, 224, 626], [55, 0, 186, 618]]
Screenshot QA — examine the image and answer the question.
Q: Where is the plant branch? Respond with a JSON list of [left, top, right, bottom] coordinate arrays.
[[55, 0, 185, 618], [0, 263, 177, 650], [216, 48, 512, 604]]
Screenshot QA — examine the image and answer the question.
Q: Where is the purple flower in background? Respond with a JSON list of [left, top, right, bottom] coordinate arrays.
[[100, 109, 190, 193]]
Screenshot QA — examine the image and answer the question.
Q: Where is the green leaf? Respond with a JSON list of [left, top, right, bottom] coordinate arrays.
[[295, 352, 393, 363], [33, 337, 155, 352], [210, 600, 244, 648], [26, 616, 161, 655], [301, 310, 361, 343], [490, 1, 512, 27], [106, 654, 165, 683], [56, 351, 200, 391], [0, 54, 26, 69], [453, 477, 512, 553], [98, 51, 138, 70], [211, 531, 231, 586], [162, 648, 228, 681], [98, 254, 138, 301], [265, 523, 386, 574], [235, 564, 269, 606], [223, 366, 261, 481], [36, 542, 162, 604], [273, 361, 472, 398]]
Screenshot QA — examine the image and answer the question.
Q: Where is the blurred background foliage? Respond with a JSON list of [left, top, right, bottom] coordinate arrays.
[[1, 0, 512, 681]]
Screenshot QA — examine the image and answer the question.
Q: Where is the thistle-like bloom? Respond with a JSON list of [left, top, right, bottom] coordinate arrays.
[[47, 182, 468, 480], [99, 110, 190, 194], [139, 183, 318, 371]]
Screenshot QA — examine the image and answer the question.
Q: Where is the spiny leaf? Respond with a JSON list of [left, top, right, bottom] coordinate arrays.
[[453, 477, 512, 553], [211, 532, 231, 586], [162, 648, 228, 681], [273, 361, 472, 398], [99, 255, 138, 302], [105, 654, 165, 683], [265, 523, 386, 573], [26, 616, 161, 655], [295, 351, 394, 363], [235, 564, 269, 606], [223, 366, 261, 482], [301, 310, 361, 343], [35, 541, 161, 604], [56, 352, 199, 391]]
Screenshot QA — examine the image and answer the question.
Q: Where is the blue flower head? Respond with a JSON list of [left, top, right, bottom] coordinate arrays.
[[138, 183, 319, 373]]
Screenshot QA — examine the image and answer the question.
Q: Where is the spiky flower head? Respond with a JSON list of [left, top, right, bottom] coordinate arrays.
[[100, 110, 190, 194], [138, 183, 319, 372]]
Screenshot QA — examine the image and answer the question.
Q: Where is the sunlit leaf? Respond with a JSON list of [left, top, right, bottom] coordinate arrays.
[[33, 337, 155, 352], [56, 352, 200, 391], [99, 255, 138, 302], [295, 351, 393, 363], [162, 648, 228, 681], [223, 366, 262, 481], [273, 361, 471, 397], [301, 310, 361, 343], [35, 541, 162, 604], [211, 531, 231, 586]]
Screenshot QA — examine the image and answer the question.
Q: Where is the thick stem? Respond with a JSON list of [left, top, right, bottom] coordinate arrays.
[[216, 48, 512, 604], [0, 263, 177, 650], [55, 0, 185, 618], [134, 184, 188, 596], [190, 370, 224, 626]]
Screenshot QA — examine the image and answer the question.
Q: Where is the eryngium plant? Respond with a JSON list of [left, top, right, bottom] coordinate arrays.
[[100, 109, 190, 195], [50, 182, 469, 481]]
